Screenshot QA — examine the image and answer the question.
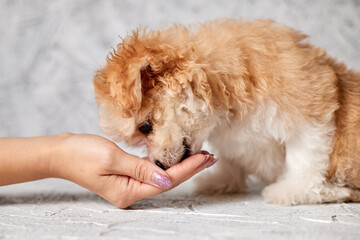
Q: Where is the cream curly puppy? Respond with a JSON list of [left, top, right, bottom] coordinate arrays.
[[93, 19, 360, 205]]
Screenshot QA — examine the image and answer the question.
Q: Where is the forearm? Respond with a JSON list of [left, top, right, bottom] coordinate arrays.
[[0, 134, 63, 186], [0, 132, 214, 208]]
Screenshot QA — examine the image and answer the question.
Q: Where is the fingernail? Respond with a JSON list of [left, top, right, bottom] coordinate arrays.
[[199, 154, 211, 167], [206, 157, 219, 168], [152, 172, 172, 189]]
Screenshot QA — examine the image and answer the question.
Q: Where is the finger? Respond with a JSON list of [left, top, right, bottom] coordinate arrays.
[[98, 174, 142, 209], [103, 153, 217, 208], [108, 151, 172, 190], [167, 153, 217, 184], [131, 153, 217, 201]]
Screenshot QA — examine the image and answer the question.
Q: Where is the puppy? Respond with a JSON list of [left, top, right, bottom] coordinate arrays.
[[93, 19, 360, 205]]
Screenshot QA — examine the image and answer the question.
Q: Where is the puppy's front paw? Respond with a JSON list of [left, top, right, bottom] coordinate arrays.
[[194, 172, 246, 195], [262, 182, 293, 205], [262, 181, 322, 205]]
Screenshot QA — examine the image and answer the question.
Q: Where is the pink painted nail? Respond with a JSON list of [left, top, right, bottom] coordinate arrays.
[[199, 154, 211, 167], [206, 157, 218, 168], [152, 172, 172, 189]]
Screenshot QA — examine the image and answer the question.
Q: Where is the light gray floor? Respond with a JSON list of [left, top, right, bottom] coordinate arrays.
[[1, 178, 360, 239], [1, 0, 360, 239]]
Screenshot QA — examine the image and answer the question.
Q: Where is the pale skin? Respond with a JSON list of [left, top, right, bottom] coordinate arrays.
[[0, 133, 215, 208]]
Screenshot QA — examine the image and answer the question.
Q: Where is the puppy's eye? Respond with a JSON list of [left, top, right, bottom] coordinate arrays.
[[138, 121, 152, 135]]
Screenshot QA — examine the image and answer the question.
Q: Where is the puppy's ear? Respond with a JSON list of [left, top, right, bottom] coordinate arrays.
[[93, 60, 152, 118], [139, 63, 156, 94]]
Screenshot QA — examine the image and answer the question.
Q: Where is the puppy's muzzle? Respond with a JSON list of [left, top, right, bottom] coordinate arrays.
[[154, 139, 192, 170]]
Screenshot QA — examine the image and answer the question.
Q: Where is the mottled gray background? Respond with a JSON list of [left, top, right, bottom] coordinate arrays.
[[1, 1, 360, 239], [1, 0, 359, 144]]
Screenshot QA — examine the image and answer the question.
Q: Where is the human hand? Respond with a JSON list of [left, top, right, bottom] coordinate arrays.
[[50, 133, 216, 208]]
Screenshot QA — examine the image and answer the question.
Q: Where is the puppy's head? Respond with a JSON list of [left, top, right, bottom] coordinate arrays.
[[93, 29, 220, 169]]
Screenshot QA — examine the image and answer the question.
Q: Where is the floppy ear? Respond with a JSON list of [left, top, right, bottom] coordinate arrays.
[[93, 59, 152, 118]]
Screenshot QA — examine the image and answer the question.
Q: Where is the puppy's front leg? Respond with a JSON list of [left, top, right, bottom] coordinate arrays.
[[194, 157, 248, 195], [262, 122, 350, 205]]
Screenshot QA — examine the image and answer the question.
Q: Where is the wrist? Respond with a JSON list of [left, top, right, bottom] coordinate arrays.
[[45, 133, 74, 179]]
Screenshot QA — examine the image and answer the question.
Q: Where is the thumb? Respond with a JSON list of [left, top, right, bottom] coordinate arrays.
[[111, 152, 172, 189]]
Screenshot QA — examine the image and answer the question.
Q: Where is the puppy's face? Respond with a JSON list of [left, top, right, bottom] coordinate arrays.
[[94, 34, 218, 169]]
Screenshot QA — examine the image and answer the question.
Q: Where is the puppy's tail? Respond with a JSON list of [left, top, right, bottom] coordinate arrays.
[[328, 58, 360, 188]]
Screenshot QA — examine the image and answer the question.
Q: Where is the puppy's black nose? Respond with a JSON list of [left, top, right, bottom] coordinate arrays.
[[155, 160, 167, 170]]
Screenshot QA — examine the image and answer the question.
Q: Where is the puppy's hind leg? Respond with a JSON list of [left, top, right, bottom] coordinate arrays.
[[262, 122, 351, 205], [194, 157, 248, 195]]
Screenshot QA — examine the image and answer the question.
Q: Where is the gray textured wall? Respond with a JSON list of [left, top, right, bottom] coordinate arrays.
[[0, 0, 359, 153]]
